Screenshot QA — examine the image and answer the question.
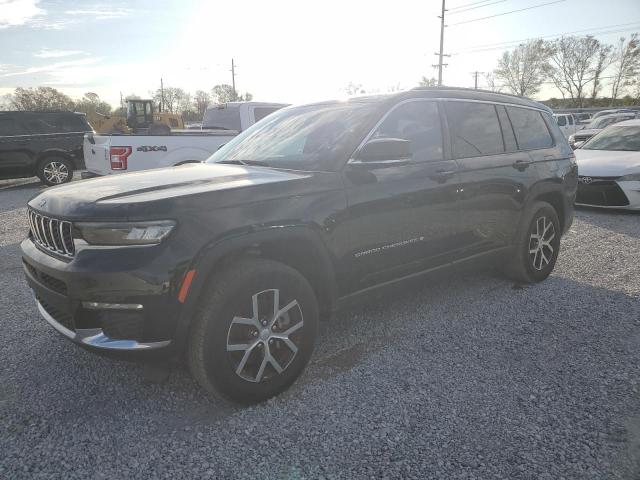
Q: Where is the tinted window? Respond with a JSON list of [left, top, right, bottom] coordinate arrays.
[[254, 107, 281, 122], [56, 114, 89, 132], [23, 117, 57, 134], [202, 106, 241, 131], [496, 106, 517, 152], [507, 107, 553, 150], [582, 125, 640, 151], [568, 115, 574, 125], [446, 101, 504, 157], [209, 103, 378, 171], [555, 115, 566, 126], [371, 100, 443, 162], [0, 118, 23, 136]]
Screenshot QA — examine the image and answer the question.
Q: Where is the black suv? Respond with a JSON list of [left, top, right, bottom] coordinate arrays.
[[0, 111, 92, 186], [21, 88, 577, 402]]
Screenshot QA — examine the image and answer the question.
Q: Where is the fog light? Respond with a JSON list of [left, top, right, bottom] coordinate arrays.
[[82, 302, 143, 310]]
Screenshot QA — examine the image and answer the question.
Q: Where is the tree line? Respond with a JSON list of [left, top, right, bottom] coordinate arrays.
[[3, 84, 253, 122], [492, 34, 640, 107]]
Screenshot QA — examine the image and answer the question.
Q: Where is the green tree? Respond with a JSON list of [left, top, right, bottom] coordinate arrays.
[[211, 84, 252, 103], [494, 39, 549, 97], [9, 87, 74, 111]]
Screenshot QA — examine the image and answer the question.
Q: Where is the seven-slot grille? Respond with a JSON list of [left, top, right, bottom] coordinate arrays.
[[28, 209, 75, 257]]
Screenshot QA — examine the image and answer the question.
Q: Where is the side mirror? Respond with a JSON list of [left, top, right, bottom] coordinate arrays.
[[349, 137, 411, 168]]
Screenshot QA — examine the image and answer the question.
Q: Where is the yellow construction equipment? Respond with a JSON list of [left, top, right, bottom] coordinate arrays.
[[87, 99, 184, 134]]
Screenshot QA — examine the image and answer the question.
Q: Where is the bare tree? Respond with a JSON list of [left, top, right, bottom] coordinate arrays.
[[9, 87, 74, 111], [610, 34, 640, 104], [494, 40, 549, 97], [153, 86, 187, 114], [590, 44, 613, 100], [482, 72, 503, 93], [74, 92, 112, 116], [545, 36, 612, 107], [343, 82, 366, 96], [211, 84, 252, 103], [193, 90, 211, 116], [418, 76, 437, 87]]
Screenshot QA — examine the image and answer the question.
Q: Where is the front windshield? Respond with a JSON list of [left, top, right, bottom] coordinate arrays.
[[582, 125, 640, 151], [207, 102, 379, 171]]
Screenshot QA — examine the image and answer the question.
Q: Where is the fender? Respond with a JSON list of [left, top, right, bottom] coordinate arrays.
[[36, 148, 78, 168], [171, 224, 338, 354]]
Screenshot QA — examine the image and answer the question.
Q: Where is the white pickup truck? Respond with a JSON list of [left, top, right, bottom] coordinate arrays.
[[83, 101, 287, 176]]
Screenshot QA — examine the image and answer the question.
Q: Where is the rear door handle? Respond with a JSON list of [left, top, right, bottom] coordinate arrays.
[[512, 160, 532, 171], [430, 169, 456, 183]]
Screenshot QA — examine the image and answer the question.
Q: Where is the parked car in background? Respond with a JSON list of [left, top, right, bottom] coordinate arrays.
[[574, 119, 640, 210], [590, 108, 636, 121], [0, 111, 92, 185], [568, 112, 637, 149], [575, 112, 592, 125], [553, 113, 579, 138], [22, 88, 577, 403], [83, 101, 289, 176]]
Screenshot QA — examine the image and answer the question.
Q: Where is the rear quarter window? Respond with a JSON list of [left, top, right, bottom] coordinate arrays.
[[507, 107, 553, 150], [253, 107, 281, 122]]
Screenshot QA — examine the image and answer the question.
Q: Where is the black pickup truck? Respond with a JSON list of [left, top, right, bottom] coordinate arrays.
[[0, 111, 92, 186], [21, 88, 577, 403]]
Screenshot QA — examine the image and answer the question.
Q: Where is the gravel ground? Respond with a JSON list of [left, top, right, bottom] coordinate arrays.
[[0, 176, 639, 479]]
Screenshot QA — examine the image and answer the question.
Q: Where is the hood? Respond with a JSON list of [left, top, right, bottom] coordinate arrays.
[[28, 163, 310, 219], [575, 149, 640, 177]]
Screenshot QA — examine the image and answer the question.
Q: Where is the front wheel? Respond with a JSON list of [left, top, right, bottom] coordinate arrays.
[[37, 157, 73, 186], [188, 259, 319, 404], [504, 201, 561, 284]]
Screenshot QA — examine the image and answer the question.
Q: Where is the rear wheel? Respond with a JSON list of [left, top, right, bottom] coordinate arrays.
[[504, 201, 561, 283], [188, 259, 319, 403], [37, 157, 73, 186]]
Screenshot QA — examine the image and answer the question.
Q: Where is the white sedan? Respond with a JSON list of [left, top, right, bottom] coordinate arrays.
[[575, 119, 640, 210]]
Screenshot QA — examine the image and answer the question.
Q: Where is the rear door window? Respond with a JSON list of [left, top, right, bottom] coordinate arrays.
[[445, 101, 504, 158], [555, 115, 566, 126], [568, 115, 574, 125], [253, 107, 281, 123], [371, 100, 444, 162], [507, 107, 553, 150], [0, 118, 23, 136]]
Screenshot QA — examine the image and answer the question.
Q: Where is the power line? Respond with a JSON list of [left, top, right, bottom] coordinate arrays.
[[452, 23, 640, 55], [453, 21, 640, 53], [449, 0, 566, 26], [448, 0, 507, 15], [448, 0, 500, 11]]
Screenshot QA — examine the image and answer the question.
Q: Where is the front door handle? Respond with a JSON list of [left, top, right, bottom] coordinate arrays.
[[512, 160, 532, 171], [430, 169, 456, 183]]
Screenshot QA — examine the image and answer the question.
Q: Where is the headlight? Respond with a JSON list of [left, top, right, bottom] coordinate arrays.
[[618, 173, 640, 182], [75, 220, 176, 246]]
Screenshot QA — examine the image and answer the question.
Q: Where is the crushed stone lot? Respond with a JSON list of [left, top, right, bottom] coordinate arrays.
[[0, 177, 639, 479]]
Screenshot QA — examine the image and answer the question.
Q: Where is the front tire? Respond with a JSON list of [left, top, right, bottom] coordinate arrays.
[[504, 201, 561, 284], [188, 259, 319, 404], [37, 157, 73, 186]]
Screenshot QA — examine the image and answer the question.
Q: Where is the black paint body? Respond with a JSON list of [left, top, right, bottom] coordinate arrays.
[[21, 89, 577, 358]]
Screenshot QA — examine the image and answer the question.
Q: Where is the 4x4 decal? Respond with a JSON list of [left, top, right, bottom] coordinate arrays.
[[136, 146, 167, 152]]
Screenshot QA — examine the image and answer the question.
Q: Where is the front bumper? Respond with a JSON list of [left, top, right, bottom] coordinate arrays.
[[22, 237, 182, 354], [576, 179, 640, 210]]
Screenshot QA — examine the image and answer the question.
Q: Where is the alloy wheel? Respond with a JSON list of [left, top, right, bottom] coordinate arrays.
[[43, 162, 69, 184], [528, 216, 555, 271], [226, 289, 304, 383]]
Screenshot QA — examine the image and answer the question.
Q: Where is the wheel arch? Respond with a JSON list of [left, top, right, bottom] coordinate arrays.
[[35, 149, 75, 169], [524, 180, 567, 233], [172, 225, 338, 354]]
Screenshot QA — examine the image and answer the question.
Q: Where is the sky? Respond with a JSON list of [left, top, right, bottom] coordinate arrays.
[[1, 0, 640, 108]]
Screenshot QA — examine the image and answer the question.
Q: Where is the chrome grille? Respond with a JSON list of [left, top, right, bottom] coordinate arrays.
[[28, 209, 74, 257]]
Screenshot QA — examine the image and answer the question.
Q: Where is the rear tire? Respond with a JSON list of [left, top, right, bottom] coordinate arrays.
[[504, 201, 561, 284], [37, 157, 73, 186], [188, 259, 319, 404]]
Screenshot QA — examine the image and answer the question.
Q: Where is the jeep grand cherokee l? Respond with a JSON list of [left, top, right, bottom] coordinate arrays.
[[0, 111, 92, 185], [21, 88, 577, 403]]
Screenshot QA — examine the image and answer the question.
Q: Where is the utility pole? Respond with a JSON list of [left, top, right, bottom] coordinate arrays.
[[160, 77, 164, 113], [230, 59, 237, 100], [119, 91, 123, 111], [432, 0, 450, 87], [471, 71, 484, 89]]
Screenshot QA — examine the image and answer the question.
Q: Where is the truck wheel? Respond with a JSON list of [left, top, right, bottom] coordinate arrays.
[[504, 201, 561, 284], [37, 157, 73, 186], [188, 259, 319, 404]]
